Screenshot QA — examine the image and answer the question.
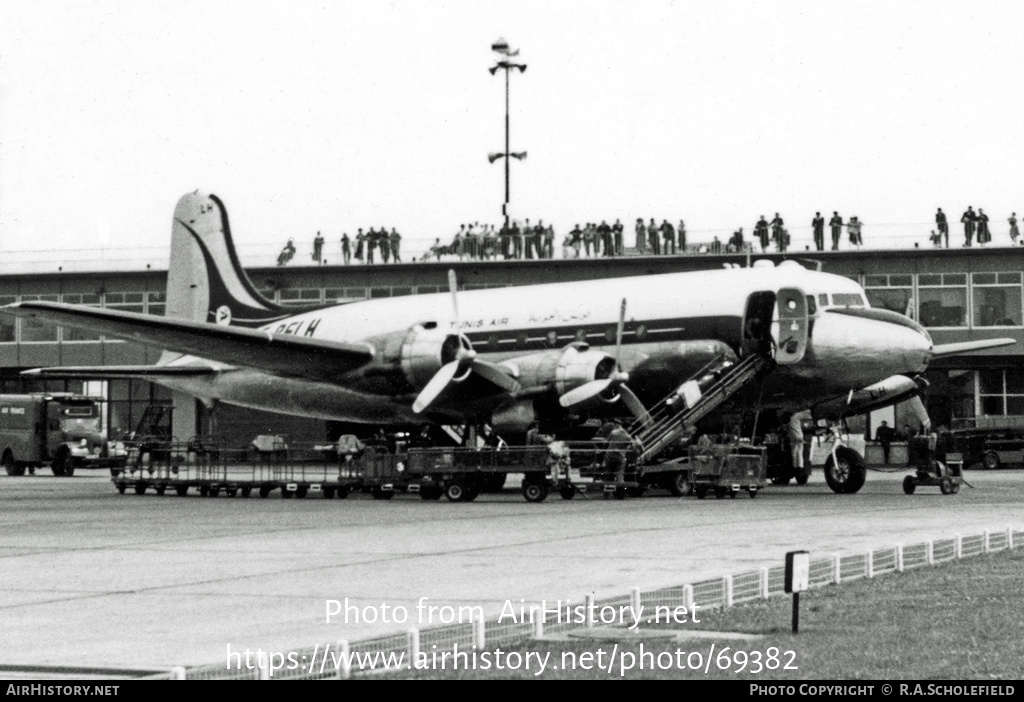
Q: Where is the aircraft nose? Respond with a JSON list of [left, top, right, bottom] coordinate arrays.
[[811, 312, 932, 378]]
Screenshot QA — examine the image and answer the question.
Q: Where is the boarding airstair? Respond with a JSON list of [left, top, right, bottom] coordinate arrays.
[[628, 353, 775, 464]]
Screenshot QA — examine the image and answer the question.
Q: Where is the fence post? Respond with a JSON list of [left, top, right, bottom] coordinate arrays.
[[926, 540, 934, 565], [833, 554, 842, 584], [533, 607, 545, 639], [474, 613, 486, 650], [896, 544, 904, 572], [408, 629, 420, 669], [1009, 525, 1015, 551], [335, 640, 351, 680], [955, 533, 963, 559], [724, 575, 733, 607], [983, 529, 991, 553], [760, 567, 770, 599], [631, 586, 641, 616], [585, 593, 595, 628]]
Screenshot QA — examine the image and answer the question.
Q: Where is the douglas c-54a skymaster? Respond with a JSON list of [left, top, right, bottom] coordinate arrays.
[[1, 191, 1013, 494]]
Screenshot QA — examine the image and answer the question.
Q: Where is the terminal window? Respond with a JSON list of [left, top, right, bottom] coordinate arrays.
[[972, 272, 1022, 327], [918, 274, 967, 328], [863, 275, 914, 319], [978, 369, 1024, 417]]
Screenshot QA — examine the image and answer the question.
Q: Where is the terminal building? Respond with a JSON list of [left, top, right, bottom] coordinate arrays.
[[0, 246, 1021, 446]]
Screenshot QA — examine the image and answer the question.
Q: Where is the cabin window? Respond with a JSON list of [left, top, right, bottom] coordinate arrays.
[[863, 274, 914, 320]]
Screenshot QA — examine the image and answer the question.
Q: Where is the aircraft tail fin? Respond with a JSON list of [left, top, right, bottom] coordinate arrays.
[[167, 191, 296, 328]]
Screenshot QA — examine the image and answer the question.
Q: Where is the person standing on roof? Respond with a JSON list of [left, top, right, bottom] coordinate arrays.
[[961, 206, 976, 247], [312, 231, 324, 264], [755, 216, 769, 252], [829, 211, 843, 251], [812, 212, 825, 251], [340, 233, 351, 264]]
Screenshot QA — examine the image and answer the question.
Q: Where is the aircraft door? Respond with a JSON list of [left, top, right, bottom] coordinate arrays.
[[742, 291, 776, 358], [774, 287, 809, 364]]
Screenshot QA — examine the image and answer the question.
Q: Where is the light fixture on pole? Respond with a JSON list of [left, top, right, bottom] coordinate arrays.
[[488, 37, 526, 228]]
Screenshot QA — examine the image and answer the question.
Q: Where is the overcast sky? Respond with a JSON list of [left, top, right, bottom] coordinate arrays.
[[2, 1, 1024, 260]]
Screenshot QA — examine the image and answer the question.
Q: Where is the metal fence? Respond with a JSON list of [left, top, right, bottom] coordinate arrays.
[[162, 524, 1021, 679]]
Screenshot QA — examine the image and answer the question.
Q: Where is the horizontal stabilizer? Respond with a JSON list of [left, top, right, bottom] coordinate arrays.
[[1, 302, 375, 382], [931, 338, 1015, 358], [21, 365, 218, 379]]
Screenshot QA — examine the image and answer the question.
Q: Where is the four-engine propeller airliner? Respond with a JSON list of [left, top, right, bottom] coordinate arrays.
[[0, 191, 1014, 493]]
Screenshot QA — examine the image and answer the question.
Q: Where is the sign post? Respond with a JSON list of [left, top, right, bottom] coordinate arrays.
[[784, 550, 810, 633]]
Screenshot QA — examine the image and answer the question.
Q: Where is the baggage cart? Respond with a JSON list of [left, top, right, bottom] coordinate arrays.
[[688, 442, 767, 499]]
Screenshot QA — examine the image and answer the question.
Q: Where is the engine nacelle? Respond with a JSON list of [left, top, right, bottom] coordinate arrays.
[[813, 374, 928, 421], [503, 345, 617, 397], [399, 324, 471, 389]]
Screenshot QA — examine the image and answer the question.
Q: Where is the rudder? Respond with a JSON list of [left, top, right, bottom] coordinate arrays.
[[167, 191, 293, 327]]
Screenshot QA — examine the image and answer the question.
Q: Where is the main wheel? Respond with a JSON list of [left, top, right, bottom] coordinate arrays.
[[695, 486, 708, 499], [155, 485, 166, 496], [559, 486, 576, 500], [522, 481, 549, 503], [982, 451, 1000, 470], [824, 448, 867, 494], [335, 487, 350, 499], [748, 488, 758, 498], [116, 481, 127, 494], [667, 472, 692, 497], [902, 475, 916, 495], [715, 487, 727, 499], [3, 451, 24, 477], [241, 486, 252, 498]]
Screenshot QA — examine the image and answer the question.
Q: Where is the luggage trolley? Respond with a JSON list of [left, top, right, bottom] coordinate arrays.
[[688, 442, 767, 499]]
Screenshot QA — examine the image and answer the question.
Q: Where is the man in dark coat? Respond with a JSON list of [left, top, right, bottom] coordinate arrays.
[[812, 212, 825, 251], [829, 211, 843, 251], [961, 206, 976, 247]]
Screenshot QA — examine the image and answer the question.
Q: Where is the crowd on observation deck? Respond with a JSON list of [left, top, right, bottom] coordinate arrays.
[[275, 206, 1024, 266]]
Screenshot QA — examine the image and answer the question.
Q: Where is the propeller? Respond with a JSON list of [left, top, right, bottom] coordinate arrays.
[[412, 270, 519, 414], [558, 299, 650, 425]]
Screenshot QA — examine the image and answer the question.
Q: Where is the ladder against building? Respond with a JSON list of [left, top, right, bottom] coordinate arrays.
[[628, 352, 775, 464]]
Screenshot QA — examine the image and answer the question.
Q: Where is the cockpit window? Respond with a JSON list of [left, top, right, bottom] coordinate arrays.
[[806, 295, 817, 315], [831, 293, 866, 307]]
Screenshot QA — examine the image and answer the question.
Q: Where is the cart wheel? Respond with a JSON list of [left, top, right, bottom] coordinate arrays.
[[280, 486, 293, 499], [116, 481, 127, 494], [715, 487, 727, 499], [729, 489, 738, 499], [336, 487, 350, 499], [695, 487, 708, 499], [902, 476, 916, 495], [940, 477, 952, 495], [463, 486, 480, 502], [225, 487, 237, 498], [982, 451, 1000, 470], [240, 486, 252, 498], [559, 486, 576, 500], [323, 487, 335, 499], [748, 488, 758, 498], [199, 485, 209, 497], [795, 470, 809, 485], [259, 485, 272, 498], [209, 486, 220, 498], [295, 486, 308, 499], [614, 487, 627, 500], [950, 481, 960, 494], [176, 484, 189, 497], [134, 483, 146, 495], [668, 472, 692, 497], [522, 481, 548, 503], [155, 485, 166, 496], [445, 481, 467, 502]]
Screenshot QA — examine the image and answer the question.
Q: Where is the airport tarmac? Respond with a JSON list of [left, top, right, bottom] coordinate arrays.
[[1, 468, 1021, 670]]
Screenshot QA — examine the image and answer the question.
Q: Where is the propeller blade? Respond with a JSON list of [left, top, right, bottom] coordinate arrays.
[[615, 298, 626, 361], [618, 385, 651, 427], [448, 269, 460, 330], [559, 378, 613, 408], [413, 360, 461, 413], [472, 359, 520, 393]]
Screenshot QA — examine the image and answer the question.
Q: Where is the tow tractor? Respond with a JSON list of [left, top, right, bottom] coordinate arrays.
[[902, 434, 963, 496]]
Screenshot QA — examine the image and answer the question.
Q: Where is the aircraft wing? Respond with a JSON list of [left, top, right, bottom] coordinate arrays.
[[2, 301, 375, 382], [21, 364, 220, 379]]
